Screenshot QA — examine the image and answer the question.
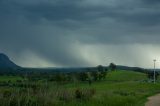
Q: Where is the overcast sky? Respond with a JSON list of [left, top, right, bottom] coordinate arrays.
[[1, 0, 160, 68]]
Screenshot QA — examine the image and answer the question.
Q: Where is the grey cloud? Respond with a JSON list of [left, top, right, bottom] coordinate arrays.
[[0, 20, 89, 66], [1, 0, 160, 67], [1, 0, 160, 26], [142, 0, 160, 4]]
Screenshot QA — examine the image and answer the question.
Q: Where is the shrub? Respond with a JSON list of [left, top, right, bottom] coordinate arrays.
[[75, 89, 83, 99], [78, 72, 88, 81], [91, 71, 99, 81], [3, 90, 12, 98], [75, 88, 96, 100]]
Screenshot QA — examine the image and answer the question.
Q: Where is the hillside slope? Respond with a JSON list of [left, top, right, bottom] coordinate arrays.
[[0, 53, 20, 69]]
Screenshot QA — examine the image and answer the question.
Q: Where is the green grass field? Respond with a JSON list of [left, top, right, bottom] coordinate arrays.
[[0, 76, 23, 82], [59, 70, 160, 106], [0, 70, 160, 106]]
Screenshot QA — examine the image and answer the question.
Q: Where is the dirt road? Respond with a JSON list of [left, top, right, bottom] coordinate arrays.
[[145, 94, 160, 106]]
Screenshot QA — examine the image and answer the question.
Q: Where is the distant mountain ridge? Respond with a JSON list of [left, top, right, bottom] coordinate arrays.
[[0, 53, 20, 69], [0, 53, 158, 74]]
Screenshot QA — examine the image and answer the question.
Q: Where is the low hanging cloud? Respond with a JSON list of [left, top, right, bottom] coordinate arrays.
[[0, 0, 160, 68]]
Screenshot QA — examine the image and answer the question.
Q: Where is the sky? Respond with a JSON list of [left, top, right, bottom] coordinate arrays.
[[1, 0, 160, 68]]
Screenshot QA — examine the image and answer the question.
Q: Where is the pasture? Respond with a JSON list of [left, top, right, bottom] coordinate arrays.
[[0, 70, 160, 106]]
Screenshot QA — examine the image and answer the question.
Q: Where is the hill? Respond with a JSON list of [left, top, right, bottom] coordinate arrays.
[[0, 53, 20, 69]]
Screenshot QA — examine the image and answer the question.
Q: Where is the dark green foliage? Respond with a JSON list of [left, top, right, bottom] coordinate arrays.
[[147, 71, 159, 80], [75, 88, 96, 100], [54, 73, 66, 82], [100, 71, 107, 79], [109, 63, 116, 71], [78, 72, 88, 81], [97, 65, 104, 72], [91, 71, 99, 81], [97, 65, 108, 80], [3, 90, 12, 98], [75, 89, 83, 99]]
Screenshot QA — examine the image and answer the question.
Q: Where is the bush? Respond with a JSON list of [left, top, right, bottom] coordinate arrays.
[[78, 72, 88, 81], [91, 71, 99, 81], [75, 88, 96, 100], [75, 89, 83, 99], [3, 90, 12, 98]]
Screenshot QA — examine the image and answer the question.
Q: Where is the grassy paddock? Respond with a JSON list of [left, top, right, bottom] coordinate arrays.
[[0, 75, 23, 82], [0, 70, 160, 106]]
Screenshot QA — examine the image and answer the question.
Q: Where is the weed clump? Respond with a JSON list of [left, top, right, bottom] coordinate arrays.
[[3, 90, 12, 98], [75, 88, 96, 100]]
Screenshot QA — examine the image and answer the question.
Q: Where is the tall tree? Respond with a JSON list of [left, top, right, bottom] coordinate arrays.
[[97, 65, 108, 80], [109, 63, 116, 71]]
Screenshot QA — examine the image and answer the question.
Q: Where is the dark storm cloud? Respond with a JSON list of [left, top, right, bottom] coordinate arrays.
[[0, 21, 87, 66], [1, 0, 160, 67], [1, 0, 160, 26], [142, 0, 160, 4]]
